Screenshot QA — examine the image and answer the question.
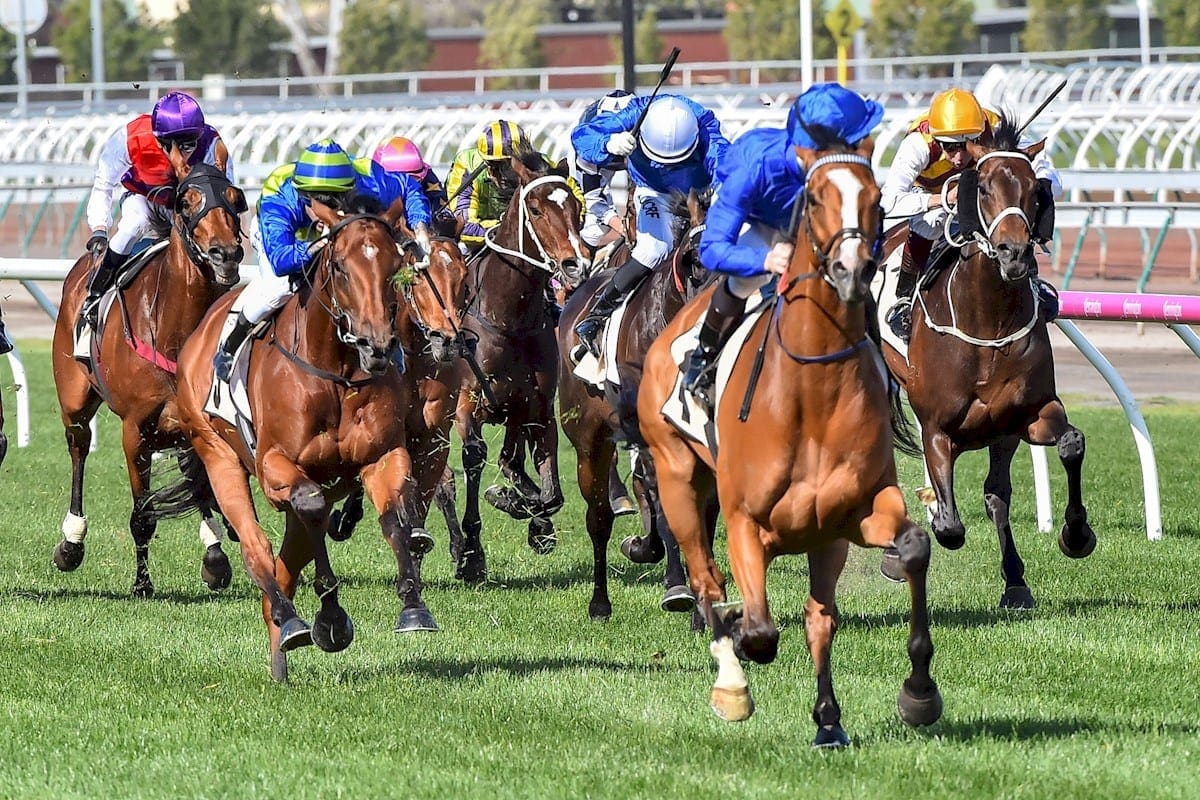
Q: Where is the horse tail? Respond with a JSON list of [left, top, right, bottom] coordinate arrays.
[[864, 293, 923, 460], [134, 447, 216, 523]]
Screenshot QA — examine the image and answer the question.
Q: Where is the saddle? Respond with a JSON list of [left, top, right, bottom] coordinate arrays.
[[73, 240, 171, 366]]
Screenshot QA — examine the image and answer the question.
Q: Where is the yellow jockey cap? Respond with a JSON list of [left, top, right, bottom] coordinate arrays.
[[476, 120, 531, 161], [928, 88, 987, 143]]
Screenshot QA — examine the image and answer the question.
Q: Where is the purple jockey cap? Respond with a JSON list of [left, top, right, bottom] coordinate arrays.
[[152, 91, 206, 139]]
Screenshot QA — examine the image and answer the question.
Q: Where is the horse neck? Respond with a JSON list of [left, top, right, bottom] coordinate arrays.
[[771, 256, 868, 383], [471, 250, 548, 332], [277, 272, 351, 370], [934, 249, 1033, 334], [147, 232, 218, 335]]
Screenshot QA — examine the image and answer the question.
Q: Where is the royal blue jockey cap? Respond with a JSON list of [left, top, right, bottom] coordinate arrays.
[[786, 83, 885, 150]]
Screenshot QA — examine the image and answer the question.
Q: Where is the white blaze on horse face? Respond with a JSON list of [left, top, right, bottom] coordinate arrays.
[[547, 188, 569, 208], [827, 169, 865, 268], [362, 241, 379, 260]]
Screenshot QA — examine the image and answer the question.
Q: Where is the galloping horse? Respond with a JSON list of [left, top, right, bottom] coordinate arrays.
[[171, 195, 432, 681], [881, 113, 1094, 609], [557, 189, 713, 620], [639, 136, 941, 745], [51, 147, 245, 597], [447, 150, 587, 582]]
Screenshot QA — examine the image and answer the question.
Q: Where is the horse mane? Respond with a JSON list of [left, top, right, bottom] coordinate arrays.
[[988, 110, 1022, 151], [799, 121, 856, 153], [148, 204, 173, 240], [340, 192, 384, 216], [666, 186, 714, 221], [493, 143, 549, 206]]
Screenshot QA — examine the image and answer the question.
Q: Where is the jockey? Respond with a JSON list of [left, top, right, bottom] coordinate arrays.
[[445, 119, 585, 251], [373, 136, 450, 217], [83, 91, 234, 327], [574, 89, 636, 253], [881, 87, 1063, 341], [211, 139, 433, 382], [684, 83, 884, 405], [570, 93, 731, 357]]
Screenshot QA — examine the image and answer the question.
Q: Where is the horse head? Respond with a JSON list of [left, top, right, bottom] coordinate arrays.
[[308, 195, 408, 376], [396, 216, 470, 364], [668, 186, 714, 301], [794, 136, 882, 305], [960, 114, 1043, 282], [499, 150, 589, 287], [167, 143, 246, 287]]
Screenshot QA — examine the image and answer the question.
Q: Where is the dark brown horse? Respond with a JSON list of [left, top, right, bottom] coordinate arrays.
[[639, 139, 940, 745], [446, 150, 588, 583], [557, 189, 713, 620], [51, 147, 245, 597], [171, 195, 433, 681], [881, 114, 1094, 610]]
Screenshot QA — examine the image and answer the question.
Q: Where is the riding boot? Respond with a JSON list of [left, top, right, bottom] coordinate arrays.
[[82, 248, 126, 329], [212, 310, 255, 382], [886, 233, 932, 342], [683, 281, 744, 407], [0, 312, 12, 355], [573, 258, 650, 358]]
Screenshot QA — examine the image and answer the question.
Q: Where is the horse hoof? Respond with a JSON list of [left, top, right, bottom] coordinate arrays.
[[312, 606, 355, 653], [933, 529, 966, 550], [588, 599, 613, 621], [455, 551, 488, 585], [484, 485, 533, 520], [999, 585, 1036, 610], [395, 607, 439, 633], [710, 685, 755, 722], [409, 528, 435, 557], [1058, 525, 1097, 559], [812, 724, 851, 749], [620, 535, 665, 564], [327, 509, 353, 542], [661, 584, 695, 613], [200, 544, 232, 591], [879, 547, 905, 583], [528, 518, 556, 555], [131, 580, 155, 599], [897, 684, 943, 728], [610, 496, 637, 517], [53, 540, 85, 572], [279, 616, 314, 652]]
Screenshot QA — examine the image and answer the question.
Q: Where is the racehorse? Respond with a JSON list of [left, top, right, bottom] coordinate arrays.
[[638, 135, 941, 745], [51, 147, 245, 597], [169, 194, 435, 681], [445, 149, 588, 583], [881, 113, 1095, 610], [557, 188, 713, 620]]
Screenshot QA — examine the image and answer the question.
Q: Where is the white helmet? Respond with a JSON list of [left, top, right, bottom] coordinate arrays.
[[638, 96, 700, 164]]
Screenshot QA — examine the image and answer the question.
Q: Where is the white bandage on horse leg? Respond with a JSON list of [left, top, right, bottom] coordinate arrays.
[[62, 512, 88, 544], [710, 636, 749, 692], [199, 516, 223, 548]]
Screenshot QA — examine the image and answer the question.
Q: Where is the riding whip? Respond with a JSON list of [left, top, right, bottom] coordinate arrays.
[[1016, 77, 1068, 136], [630, 47, 682, 138]]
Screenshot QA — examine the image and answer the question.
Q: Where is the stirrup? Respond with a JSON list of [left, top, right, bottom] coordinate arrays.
[[1034, 278, 1060, 322], [213, 349, 235, 383], [886, 298, 913, 341], [574, 315, 605, 359]]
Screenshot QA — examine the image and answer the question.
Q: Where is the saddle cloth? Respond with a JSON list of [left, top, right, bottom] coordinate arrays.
[[571, 292, 635, 389], [73, 240, 171, 363], [871, 243, 909, 362], [204, 326, 262, 456]]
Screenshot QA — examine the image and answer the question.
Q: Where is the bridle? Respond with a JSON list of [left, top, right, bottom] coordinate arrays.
[[942, 150, 1033, 260], [482, 174, 587, 281], [172, 165, 247, 277]]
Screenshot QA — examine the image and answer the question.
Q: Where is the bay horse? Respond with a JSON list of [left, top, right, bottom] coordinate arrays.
[[557, 189, 713, 620], [170, 195, 433, 681], [638, 137, 941, 745], [51, 147, 245, 597], [445, 149, 588, 583], [881, 113, 1094, 610]]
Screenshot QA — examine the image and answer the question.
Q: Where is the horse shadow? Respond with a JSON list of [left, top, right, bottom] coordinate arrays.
[[9, 585, 249, 605], [909, 715, 1200, 744], [326, 652, 710, 685]]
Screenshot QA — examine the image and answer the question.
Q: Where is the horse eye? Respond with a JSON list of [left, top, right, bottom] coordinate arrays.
[[528, 204, 543, 218]]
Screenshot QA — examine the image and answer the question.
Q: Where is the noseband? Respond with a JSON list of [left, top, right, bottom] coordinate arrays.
[[483, 174, 586, 281]]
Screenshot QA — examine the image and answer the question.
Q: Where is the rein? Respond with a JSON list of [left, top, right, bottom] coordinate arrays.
[[482, 174, 587, 275]]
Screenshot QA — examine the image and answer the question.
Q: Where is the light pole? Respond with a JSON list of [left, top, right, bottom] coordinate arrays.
[[800, 0, 813, 88], [90, 0, 104, 100], [1136, 0, 1151, 66], [621, 0, 635, 90]]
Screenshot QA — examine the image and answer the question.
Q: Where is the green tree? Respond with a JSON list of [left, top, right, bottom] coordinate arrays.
[[172, 0, 285, 79], [724, 0, 835, 81], [0, 29, 15, 86], [1022, 0, 1111, 52], [867, 0, 976, 67], [478, 0, 548, 88], [634, 7, 664, 67], [52, 0, 162, 83], [1154, 0, 1199, 47], [339, 0, 433, 75]]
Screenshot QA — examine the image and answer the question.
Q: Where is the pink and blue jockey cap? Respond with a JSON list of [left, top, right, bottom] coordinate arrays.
[[373, 136, 430, 180], [786, 83, 884, 150], [151, 91, 206, 139]]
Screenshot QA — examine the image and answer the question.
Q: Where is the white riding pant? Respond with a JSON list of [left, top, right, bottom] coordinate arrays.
[[630, 185, 685, 268], [109, 194, 156, 255], [909, 206, 948, 240], [231, 215, 295, 323], [726, 222, 777, 299]]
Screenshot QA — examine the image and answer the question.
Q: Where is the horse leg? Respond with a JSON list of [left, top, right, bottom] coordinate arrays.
[[198, 507, 233, 591], [298, 503, 355, 655], [608, 456, 636, 517], [724, 511, 778, 665], [1028, 401, 1096, 558], [526, 418, 562, 556], [804, 541, 851, 747], [632, 447, 693, 613], [485, 423, 540, 520], [437, 465, 481, 584], [985, 437, 1035, 610], [268, 513, 317, 682], [620, 445, 666, 564], [459, 416, 487, 552], [362, 449, 438, 633], [327, 485, 364, 542], [860, 485, 942, 729], [122, 420, 157, 599], [54, 393, 103, 572], [924, 427, 967, 549], [574, 427, 616, 620]]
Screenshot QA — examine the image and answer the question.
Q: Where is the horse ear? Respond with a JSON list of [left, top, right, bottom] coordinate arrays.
[[166, 141, 190, 181], [855, 137, 876, 161], [965, 140, 987, 162], [308, 198, 342, 229], [793, 145, 818, 172], [1022, 138, 1047, 159], [686, 188, 702, 225], [551, 158, 570, 179], [211, 139, 230, 176], [383, 196, 408, 229], [510, 154, 535, 184]]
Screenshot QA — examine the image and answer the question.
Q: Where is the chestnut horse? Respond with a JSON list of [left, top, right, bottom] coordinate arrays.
[[445, 150, 588, 583], [639, 138, 941, 745], [51, 149, 245, 597], [881, 114, 1094, 610], [557, 189, 713, 620], [171, 195, 433, 681]]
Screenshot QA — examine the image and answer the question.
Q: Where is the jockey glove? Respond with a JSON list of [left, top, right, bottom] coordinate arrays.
[[86, 231, 108, 256], [606, 131, 637, 157]]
